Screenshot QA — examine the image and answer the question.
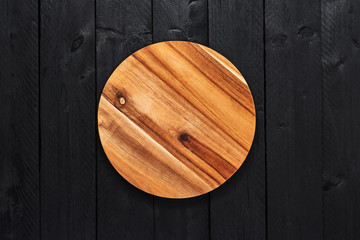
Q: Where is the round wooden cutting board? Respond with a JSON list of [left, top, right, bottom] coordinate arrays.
[[98, 41, 256, 198]]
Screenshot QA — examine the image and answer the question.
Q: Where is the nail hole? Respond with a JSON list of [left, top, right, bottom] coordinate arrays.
[[279, 121, 287, 129], [71, 35, 84, 52]]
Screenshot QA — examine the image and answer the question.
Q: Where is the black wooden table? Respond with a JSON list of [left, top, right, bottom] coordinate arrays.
[[1, 0, 359, 239]]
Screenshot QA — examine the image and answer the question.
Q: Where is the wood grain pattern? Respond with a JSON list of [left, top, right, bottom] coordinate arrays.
[[98, 41, 256, 198]]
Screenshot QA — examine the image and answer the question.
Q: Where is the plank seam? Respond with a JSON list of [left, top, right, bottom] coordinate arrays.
[[151, 0, 154, 44], [263, 0, 268, 238], [38, 0, 42, 238], [320, 0, 324, 238], [94, 0, 98, 238]]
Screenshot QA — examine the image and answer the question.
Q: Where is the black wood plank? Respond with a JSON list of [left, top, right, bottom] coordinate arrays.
[[152, 1, 209, 240], [265, 0, 322, 239], [209, 0, 265, 239], [153, 0, 208, 44], [154, 197, 209, 240], [40, 1, 96, 239], [96, 1, 153, 239], [322, 0, 360, 239], [0, 0, 39, 239]]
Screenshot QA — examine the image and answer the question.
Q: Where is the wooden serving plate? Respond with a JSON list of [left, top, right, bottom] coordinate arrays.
[[98, 41, 256, 198]]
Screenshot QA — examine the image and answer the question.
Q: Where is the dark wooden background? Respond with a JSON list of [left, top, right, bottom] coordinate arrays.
[[1, 0, 360, 239]]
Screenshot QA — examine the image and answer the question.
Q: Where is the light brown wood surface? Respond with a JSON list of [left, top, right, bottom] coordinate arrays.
[[98, 41, 256, 198]]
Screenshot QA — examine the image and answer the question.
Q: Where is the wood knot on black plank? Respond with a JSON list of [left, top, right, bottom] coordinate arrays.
[[297, 26, 316, 40], [71, 35, 84, 52], [353, 38, 360, 49], [279, 121, 287, 129], [334, 59, 345, 70], [349, 5, 354, 14], [323, 179, 342, 191], [188, 0, 198, 6], [323, 173, 345, 191], [167, 28, 190, 41]]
